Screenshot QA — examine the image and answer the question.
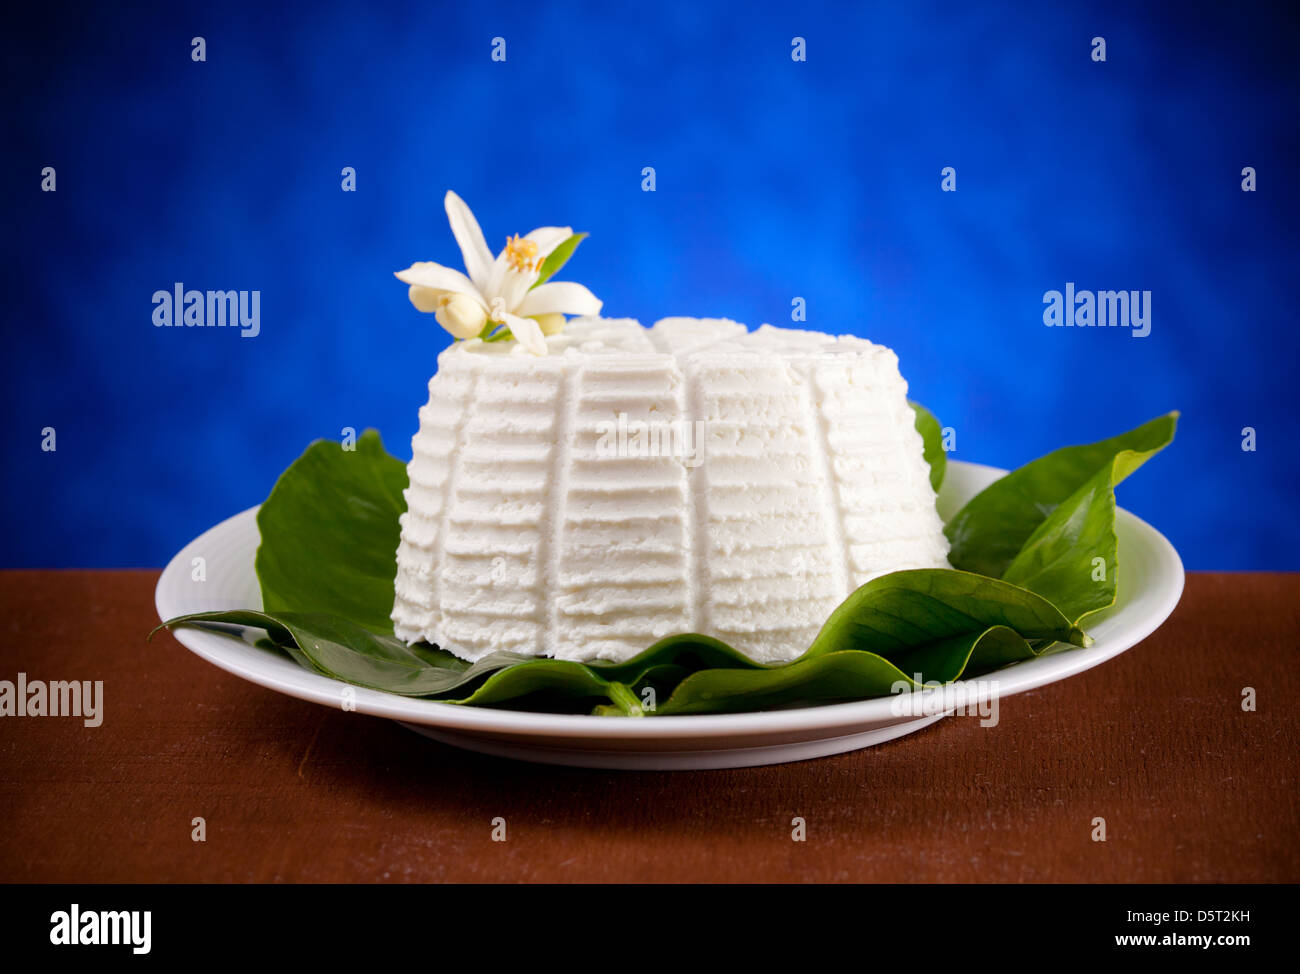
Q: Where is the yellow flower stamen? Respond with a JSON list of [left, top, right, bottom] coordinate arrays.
[[504, 234, 540, 274]]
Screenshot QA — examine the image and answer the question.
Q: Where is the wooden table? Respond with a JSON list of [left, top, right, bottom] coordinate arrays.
[[1, 571, 1296, 883]]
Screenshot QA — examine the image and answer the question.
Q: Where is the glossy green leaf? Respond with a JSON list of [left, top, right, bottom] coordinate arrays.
[[152, 609, 528, 696], [156, 613, 762, 714], [657, 625, 1046, 716], [589, 632, 761, 682], [448, 661, 642, 715], [255, 430, 408, 633], [945, 412, 1178, 579], [909, 400, 946, 491], [530, 232, 587, 289], [1002, 443, 1168, 624], [806, 568, 1088, 659], [156, 569, 1085, 716]]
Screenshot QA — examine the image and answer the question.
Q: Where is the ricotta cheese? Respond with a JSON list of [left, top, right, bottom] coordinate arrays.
[[392, 317, 950, 663]]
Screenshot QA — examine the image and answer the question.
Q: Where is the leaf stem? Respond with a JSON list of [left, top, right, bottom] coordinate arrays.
[[603, 681, 645, 717]]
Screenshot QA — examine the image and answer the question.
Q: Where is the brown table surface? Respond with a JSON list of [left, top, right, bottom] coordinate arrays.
[[1, 570, 1296, 883]]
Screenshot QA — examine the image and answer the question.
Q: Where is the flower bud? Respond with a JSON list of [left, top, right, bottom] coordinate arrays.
[[407, 285, 442, 313], [434, 293, 488, 339], [533, 313, 566, 336]]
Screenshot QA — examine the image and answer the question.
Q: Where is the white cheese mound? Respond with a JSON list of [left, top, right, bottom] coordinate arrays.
[[392, 318, 950, 664]]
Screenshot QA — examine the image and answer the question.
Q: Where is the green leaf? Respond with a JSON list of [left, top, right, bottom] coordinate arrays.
[[529, 232, 587, 289], [448, 661, 642, 715], [1001, 444, 1168, 624], [589, 632, 761, 681], [944, 412, 1178, 579], [445, 632, 762, 712], [152, 609, 526, 697], [806, 568, 1088, 660], [155, 569, 1086, 716], [254, 430, 408, 633], [653, 569, 1085, 714], [909, 400, 946, 491], [152, 611, 750, 713], [656, 626, 1045, 716]]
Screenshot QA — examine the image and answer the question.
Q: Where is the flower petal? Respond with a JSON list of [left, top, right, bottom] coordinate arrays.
[[524, 226, 574, 260], [498, 269, 537, 313], [483, 248, 518, 306], [394, 262, 485, 306], [514, 281, 603, 318], [444, 191, 495, 291], [500, 311, 548, 356]]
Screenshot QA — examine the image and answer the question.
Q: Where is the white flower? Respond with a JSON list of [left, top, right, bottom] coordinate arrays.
[[394, 191, 602, 355]]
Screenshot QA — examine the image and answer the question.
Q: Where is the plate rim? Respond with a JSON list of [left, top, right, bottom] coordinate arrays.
[[155, 460, 1185, 741]]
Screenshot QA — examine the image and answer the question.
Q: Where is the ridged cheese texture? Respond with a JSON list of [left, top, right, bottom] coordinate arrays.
[[392, 317, 950, 663]]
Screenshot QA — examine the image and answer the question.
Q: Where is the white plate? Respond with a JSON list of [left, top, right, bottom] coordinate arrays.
[[155, 461, 1183, 770]]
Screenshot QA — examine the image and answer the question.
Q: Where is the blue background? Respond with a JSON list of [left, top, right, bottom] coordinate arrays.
[[3, 0, 1297, 569]]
